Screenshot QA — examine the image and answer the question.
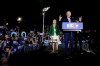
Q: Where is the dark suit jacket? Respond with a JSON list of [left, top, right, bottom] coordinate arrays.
[[58, 17, 75, 29], [61, 17, 76, 33], [62, 17, 75, 22]]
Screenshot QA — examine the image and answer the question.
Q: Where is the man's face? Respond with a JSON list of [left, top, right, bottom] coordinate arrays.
[[66, 11, 71, 17], [5, 35, 9, 39]]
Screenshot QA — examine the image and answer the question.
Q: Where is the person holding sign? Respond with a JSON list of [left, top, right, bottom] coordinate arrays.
[[49, 19, 60, 53], [21, 31, 26, 38]]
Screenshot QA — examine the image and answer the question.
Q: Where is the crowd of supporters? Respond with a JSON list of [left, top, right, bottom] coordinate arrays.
[[0, 25, 98, 65]]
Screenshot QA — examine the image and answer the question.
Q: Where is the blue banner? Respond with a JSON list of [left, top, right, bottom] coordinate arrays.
[[62, 22, 83, 30]]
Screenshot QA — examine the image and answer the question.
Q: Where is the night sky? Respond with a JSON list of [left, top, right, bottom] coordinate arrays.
[[0, 0, 99, 31]]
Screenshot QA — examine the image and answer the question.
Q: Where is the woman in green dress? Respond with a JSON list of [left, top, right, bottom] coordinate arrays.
[[49, 19, 60, 53]]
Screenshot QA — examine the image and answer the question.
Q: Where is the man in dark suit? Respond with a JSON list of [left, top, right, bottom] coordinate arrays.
[[60, 11, 75, 55], [75, 16, 83, 53]]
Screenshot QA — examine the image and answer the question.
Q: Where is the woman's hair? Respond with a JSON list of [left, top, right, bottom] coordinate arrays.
[[4, 46, 10, 51]]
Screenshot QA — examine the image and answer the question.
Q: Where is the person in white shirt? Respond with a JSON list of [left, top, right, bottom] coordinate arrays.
[[49, 19, 60, 53]]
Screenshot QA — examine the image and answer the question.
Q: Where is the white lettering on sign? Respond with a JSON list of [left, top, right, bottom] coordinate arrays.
[[67, 24, 70, 28], [67, 23, 78, 29]]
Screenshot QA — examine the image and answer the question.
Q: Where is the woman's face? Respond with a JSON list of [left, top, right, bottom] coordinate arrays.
[[53, 19, 57, 24]]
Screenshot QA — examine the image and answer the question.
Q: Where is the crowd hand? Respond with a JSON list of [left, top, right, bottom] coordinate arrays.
[[8, 50, 13, 54], [0, 40, 4, 44], [59, 15, 62, 21], [2, 40, 4, 43]]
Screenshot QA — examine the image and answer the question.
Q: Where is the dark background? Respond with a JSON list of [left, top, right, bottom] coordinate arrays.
[[0, 0, 99, 32]]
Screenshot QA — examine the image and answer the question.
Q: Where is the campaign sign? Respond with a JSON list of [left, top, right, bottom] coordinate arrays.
[[21, 31, 26, 37], [62, 22, 83, 30], [11, 32, 17, 37]]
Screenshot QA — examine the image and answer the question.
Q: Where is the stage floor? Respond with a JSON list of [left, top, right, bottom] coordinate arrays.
[[7, 46, 100, 66]]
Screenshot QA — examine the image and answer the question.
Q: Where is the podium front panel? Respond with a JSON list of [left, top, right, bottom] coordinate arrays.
[[62, 22, 83, 31], [63, 29, 82, 31]]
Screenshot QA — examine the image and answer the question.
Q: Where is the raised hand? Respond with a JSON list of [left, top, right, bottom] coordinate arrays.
[[79, 16, 82, 22], [59, 15, 62, 21]]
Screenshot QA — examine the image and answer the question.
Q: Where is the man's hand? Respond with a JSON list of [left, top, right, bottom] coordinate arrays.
[[59, 15, 62, 21], [79, 16, 82, 22]]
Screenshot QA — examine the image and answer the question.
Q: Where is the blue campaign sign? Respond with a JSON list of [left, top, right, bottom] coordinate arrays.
[[62, 22, 83, 30], [21, 31, 26, 37], [11, 32, 17, 37]]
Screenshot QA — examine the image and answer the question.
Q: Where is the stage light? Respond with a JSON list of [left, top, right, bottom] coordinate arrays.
[[6, 23, 8, 25], [17, 17, 22, 22], [42, 7, 50, 12]]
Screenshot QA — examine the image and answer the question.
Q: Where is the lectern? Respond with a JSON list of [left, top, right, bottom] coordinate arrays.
[[62, 22, 83, 31], [62, 22, 83, 49]]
